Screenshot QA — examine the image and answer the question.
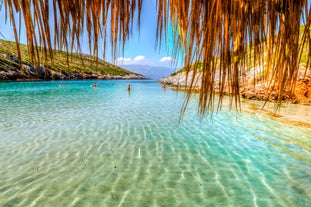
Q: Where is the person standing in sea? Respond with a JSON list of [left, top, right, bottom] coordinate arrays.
[[127, 84, 131, 95]]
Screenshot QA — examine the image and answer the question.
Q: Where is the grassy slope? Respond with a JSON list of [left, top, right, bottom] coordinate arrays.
[[0, 39, 136, 77]]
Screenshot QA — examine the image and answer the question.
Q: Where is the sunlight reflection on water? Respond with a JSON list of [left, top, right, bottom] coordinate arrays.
[[0, 80, 310, 207]]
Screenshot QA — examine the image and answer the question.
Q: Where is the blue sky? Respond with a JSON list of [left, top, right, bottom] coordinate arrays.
[[114, 0, 179, 68], [0, 0, 182, 68]]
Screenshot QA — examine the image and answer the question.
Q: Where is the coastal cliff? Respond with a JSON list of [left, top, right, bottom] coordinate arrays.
[[160, 66, 311, 105]]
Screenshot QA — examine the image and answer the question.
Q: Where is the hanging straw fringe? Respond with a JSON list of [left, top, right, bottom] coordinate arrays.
[[2, 0, 311, 115]]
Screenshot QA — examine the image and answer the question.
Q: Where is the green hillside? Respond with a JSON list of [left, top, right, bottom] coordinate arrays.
[[0, 40, 144, 81]]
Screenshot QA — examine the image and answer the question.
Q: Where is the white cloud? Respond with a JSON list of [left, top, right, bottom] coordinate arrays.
[[116, 55, 180, 67], [116, 57, 132, 63], [116, 56, 146, 65], [134, 56, 145, 61], [160, 56, 174, 62]]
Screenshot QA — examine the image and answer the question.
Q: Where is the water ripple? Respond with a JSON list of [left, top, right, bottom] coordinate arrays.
[[0, 80, 310, 206]]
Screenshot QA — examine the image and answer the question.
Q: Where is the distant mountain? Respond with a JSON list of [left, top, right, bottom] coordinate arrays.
[[119, 64, 178, 80]]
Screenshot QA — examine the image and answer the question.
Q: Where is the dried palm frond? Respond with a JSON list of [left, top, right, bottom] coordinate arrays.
[[157, 0, 311, 116], [3, 0, 142, 64], [2, 0, 311, 116]]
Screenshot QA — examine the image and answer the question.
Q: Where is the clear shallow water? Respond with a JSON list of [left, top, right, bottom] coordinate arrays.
[[0, 80, 310, 207]]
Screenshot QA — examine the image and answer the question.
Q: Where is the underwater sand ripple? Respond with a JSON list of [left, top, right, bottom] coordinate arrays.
[[1, 81, 310, 206]]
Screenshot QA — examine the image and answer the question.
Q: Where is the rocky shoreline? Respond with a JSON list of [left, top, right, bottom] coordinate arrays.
[[0, 54, 146, 81], [0, 67, 146, 81], [160, 67, 311, 105]]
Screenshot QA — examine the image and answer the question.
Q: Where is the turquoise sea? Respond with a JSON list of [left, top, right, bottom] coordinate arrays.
[[0, 80, 310, 207]]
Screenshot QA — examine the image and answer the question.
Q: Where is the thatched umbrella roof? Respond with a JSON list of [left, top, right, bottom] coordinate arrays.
[[2, 0, 311, 115]]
